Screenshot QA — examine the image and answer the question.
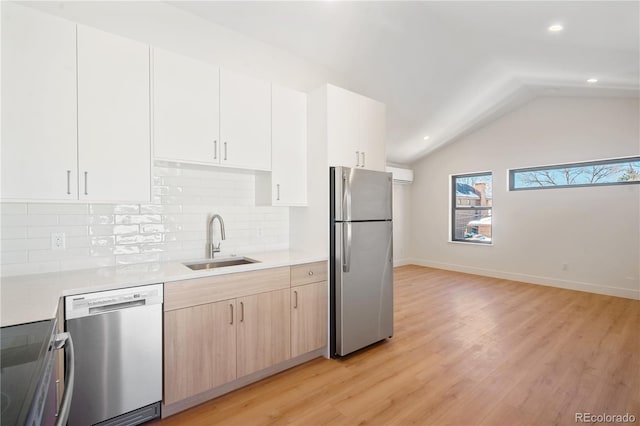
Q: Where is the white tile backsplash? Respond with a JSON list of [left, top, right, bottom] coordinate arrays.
[[28, 203, 88, 215], [0, 164, 289, 277], [1, 203, 27, 215], [1, 227, 28, 240], [27, 226, 89, 239]]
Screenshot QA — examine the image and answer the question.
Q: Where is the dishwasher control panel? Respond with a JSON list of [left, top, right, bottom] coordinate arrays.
[[65, 284, 163, 320]]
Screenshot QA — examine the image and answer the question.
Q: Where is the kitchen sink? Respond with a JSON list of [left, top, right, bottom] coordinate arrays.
[[183, 257, 259, 271]]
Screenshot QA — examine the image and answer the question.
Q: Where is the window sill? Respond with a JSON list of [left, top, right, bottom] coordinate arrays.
[[448, 240, 494, 246]]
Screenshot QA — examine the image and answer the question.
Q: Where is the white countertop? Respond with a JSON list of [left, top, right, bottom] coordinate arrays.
[[0, 250, 327, 327]]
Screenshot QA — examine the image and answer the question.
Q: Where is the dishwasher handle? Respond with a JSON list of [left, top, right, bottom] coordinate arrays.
[[88, 299, 146, 315], [54, 332, 75, 426]]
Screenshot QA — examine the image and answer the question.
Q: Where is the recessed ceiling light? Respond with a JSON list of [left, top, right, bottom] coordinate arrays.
[[587, 78, 598, 83], [548, 24, 564, 32], [423, 136, 430, 140]]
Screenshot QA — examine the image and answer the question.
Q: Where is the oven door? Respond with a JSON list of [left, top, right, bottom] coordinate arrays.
[[32, 332, 75, 426], [41, 354, 58, 426]]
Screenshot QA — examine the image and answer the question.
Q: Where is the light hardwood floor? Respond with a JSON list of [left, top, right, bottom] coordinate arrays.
[[153, 265, 639, 425]]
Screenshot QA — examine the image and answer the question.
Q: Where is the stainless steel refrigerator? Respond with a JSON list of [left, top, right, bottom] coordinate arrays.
[[330, 166, 394, 357]]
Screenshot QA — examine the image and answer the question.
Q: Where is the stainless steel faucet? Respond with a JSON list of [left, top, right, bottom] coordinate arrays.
[[208, 214, 226, 258]]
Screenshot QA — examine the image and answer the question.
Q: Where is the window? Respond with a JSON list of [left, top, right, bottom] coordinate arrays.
[[451, 172, 492, 244], [510, 156, 640, 190]]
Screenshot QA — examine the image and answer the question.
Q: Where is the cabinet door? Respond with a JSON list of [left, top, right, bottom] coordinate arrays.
[[153, 48, 220, 164], [359, 96, 387, 171], [237, 289, 291, 377], [220, 70, 271, 171], [164, 300, 236, 404], [77, 25, 151, 202], [1, 3, 77, 200], [271, 85, 307, 206], [291, 281, 328, 357], [327, 85, 360, 168]]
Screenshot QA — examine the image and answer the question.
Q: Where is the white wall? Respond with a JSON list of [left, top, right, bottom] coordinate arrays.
[[409, 96, 640, 299], [392, 182, 411, 266], [0, 164, 289, 277]]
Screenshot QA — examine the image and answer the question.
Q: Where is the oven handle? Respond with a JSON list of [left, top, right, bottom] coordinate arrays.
[[53, 332, 75, 426]]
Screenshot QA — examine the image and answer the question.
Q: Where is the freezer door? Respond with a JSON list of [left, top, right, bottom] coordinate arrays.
[[335, 220, 393, 356], [333, 167, 392, 221]]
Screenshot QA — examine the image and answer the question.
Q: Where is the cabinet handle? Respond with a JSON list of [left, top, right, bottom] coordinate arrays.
[[308, 270, 314, 276], [83, 172, 88, 195], [294, 290, 299, 309], [240, 301, 244, 322], [229, 303, 233, 325], [55, 379, 60, 416], [355, 151, 360, 167], [361, 152, 365, 168], [276, 184, 280, 201], [66, 170, 71, 195], [214, 140, 218, 160], [224, 142, 228, 161]]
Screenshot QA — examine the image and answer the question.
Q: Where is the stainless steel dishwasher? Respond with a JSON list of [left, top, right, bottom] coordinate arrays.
[[65, 284, 163, 426]]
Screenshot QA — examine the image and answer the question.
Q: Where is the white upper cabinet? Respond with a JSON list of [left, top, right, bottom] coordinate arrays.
[[1, 3, 78, 201], [327, 85, 360, 169], [272, 85, 307, 205], [326, 84, 386, 171], [77, 25, 151, 202], [153, 55, 271, 172], [1, 4, 151, 203], [220, 69, 271, 171], [153, 48, 220, 164], [256, 85, 307, 206], [358, 95, 386, 171]]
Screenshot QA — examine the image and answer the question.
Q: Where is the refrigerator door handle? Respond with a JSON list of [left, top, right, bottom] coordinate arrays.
[[342, 171, 352, 221], [343, 222, 351, 272]]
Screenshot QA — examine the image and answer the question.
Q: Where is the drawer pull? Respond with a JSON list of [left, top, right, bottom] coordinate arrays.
[[308, 271, 314, 276]]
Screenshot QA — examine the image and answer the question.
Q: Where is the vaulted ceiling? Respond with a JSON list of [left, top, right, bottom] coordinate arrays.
[[170, 1, 640, 164]]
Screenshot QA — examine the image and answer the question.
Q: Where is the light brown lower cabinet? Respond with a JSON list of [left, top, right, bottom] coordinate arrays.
[[237, 289, 291, 377], [164, 289, 292, 404], [291, 281, 327, 357], [163, 264, 326, 408], [164, 300, 237, 404]]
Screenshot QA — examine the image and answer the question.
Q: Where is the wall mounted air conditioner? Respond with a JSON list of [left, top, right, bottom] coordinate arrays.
[[386, 166, 414, 184]]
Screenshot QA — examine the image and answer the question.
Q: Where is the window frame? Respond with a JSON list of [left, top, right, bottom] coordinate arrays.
[[450, 171, 493, 245], [509, 156, 640, 191]]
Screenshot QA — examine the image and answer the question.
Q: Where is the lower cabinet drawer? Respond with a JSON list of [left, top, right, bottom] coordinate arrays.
[[290, 261, 327, 287]]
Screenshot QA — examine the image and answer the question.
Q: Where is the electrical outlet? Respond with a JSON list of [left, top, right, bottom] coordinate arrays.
[[257, 227, 264, 237], [51, 232, 66, 250]]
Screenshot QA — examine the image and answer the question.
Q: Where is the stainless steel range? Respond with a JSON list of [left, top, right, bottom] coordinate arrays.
[[0, 317, 74, 426]]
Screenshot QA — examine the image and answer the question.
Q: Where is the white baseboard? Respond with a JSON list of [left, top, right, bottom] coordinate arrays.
[[405, 258, 640, 300], [393, 258, 412, 267]]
